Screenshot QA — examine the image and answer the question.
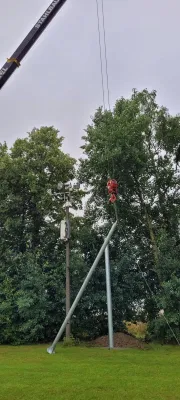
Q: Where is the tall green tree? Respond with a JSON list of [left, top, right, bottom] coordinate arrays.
[[79, 89, 180, 266], [78, 89, 180, 340], [0, 127, 80, 344], [0, 126, 76, 254]]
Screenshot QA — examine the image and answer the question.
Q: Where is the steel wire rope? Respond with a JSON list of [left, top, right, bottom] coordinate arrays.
[[101, 0, 116, 180], [95, 0, 106, 111], [101, 0, 111, 111], [96, 0, 116, 196]]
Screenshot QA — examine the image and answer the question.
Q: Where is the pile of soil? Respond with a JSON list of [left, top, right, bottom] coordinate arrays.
[[91, 332, 144, 349]]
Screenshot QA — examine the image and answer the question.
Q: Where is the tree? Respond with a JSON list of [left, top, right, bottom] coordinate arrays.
[[148, 232, 180, 343], [0, 127, 80, 344], [78, 89, 180, 340], [0, 126, 76, 254]]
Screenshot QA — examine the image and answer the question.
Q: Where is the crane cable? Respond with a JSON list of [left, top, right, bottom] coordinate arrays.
[[101, 0, 116, 186], [95, 0, 105, 111], [101, 0, 111, 111], [95, 0, 111, 111], [96, 0, 117, 221]]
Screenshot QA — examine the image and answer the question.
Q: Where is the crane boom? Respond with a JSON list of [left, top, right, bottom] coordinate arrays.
[[0, 0, 67, 90]]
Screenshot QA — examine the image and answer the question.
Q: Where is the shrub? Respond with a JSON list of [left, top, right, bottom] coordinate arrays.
[[62, 335, 80, 347], [124, 321, 147, 339]]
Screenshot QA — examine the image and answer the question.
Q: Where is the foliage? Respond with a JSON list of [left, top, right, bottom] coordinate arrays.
[[124, 321, 147, 339], [0, 126, 76, 254], [70, 223, 144, 340], [0, 127, 78, 344], [148, 233, 180, 343], [62, 334, 80, 347], [79, 89, 180, 341], [0, 250, 65, 344], [1, 88, 180, 345], [79, 89, 180, 262]]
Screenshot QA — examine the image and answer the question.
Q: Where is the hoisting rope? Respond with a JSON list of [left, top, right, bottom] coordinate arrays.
[[96, 0, 117, 223], [96, 0, 111, 111], [101, 0, 117, 186], [101, 0, 110, 111], [95, 0, 105, 111]]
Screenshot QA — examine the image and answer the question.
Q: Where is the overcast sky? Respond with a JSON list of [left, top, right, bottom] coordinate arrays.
[[0, 0, 180, 159]]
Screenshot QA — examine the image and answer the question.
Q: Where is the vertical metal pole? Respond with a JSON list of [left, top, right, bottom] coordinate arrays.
[[47, 221, 117, 354], [66, 205, 71, 338], [105, 244, 114, 349]]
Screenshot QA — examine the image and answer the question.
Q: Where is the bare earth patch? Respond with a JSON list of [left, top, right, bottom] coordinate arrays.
[[91, 332, 144, 349]]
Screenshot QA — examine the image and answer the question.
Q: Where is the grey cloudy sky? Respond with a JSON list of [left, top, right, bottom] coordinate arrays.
[[0, 0, 180, 159]]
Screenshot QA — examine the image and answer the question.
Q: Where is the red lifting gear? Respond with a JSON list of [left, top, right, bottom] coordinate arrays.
[[107, 179, 118, 203]]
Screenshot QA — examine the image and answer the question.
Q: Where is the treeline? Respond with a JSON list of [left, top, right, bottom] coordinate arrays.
[[0, 89, 180, 344]]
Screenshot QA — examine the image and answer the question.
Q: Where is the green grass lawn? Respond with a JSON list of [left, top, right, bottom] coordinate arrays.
[[0, 344, 180, 400]]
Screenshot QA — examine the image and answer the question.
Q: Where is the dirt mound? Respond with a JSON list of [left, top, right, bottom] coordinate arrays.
[[91, 332, 144, 349]]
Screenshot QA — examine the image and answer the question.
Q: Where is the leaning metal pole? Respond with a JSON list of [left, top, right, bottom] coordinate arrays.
[[105, 244, 114, 349], [47, 221, 117, 354]]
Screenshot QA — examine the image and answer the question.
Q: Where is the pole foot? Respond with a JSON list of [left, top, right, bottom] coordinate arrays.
[[47, 346, 55, 354]]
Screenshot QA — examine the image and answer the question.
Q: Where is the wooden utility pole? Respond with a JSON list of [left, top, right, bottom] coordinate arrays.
[[59, 181, 80, 339]]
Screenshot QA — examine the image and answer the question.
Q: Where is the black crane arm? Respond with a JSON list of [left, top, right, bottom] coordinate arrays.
[[0, 0, 67, 90]]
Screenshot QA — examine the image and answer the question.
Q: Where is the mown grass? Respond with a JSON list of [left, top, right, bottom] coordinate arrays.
[[0, 344, 180, 399]]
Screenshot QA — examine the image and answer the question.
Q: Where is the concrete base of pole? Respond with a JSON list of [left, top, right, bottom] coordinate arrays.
[[47, 347, 55, 354]]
